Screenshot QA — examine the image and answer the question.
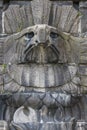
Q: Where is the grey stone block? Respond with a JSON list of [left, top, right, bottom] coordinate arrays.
[[79, 2, 87, 33], [0, 121, 9, 130]]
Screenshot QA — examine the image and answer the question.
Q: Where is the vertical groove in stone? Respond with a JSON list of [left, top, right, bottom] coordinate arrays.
[[70, 15, 80, 34], [45, 65, 49, 88], [78, 99, 85, 120], [33, 66, 39, 88], [54, 65, 59, 87], [64, 6, 79, 33], [39, 65, 45, 88], [31, 0, 51, 24], [21, 66, 30, 86], [25, 4, 34, 26], [42, 0, 51, 24], [49, 2, 62, 27], [31, 0, 43, 24], [4, 6, 14, 33], [80, 42, 87, 63], [58, 4, 72, 31], [20, 6, 28, 29], [4, 3, 34, 34], [47, 65, 55, 87]]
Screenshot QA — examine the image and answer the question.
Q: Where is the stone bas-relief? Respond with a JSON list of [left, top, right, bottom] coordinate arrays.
[[4, 24, 80, 93], [1, 24, 87, 130], [0, 1, 87, 130]]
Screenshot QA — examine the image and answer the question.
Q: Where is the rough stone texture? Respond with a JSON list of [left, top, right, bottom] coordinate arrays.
[[0, 93, 87, 130], [10, 1, 32, 5], [3, 1, 80, 34], [79, 2, 87, 33], [0, 10, 2, 33], [0, 38, 5, 64], [3, 25, 80, 93], [0, 8, 3, 34], [0, 121, 8, 130], [1, 24, 87, 129], [0, 0, 87, 130], [79, 39, 87, 63]]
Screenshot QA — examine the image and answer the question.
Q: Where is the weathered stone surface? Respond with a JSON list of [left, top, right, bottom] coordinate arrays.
[[80, 40, 87, 63], [0, 93, 87, 130], [79, 2, 87, 33], [3, 1, 79, 34], [0, 121, 8, 130], [1, 1, 87, 130], [79, 65, 87, 76], [3, 25, 80, 93], [10, 122, 76, 130], [13, 106, 38, 123], [0, 39, 4, 64], [10, 1, 31, 5], [0, 1, 3, 33], [0, 9, 2, 33]]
